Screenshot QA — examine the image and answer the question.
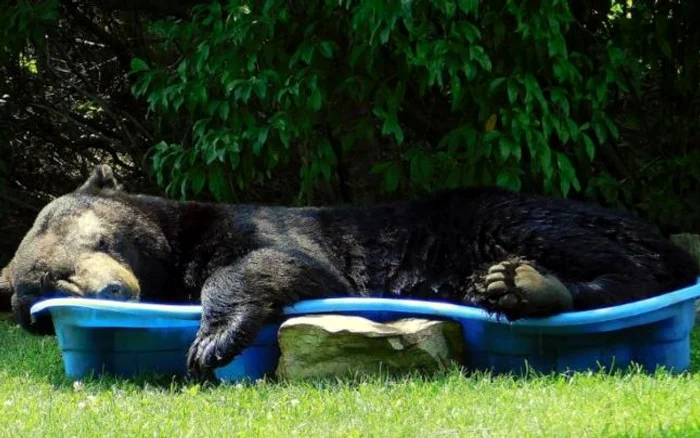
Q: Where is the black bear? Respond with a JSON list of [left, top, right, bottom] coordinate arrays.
[[1, 165, 697, 379]]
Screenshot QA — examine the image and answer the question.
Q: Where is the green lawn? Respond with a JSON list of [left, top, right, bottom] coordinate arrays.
[[1, 319, 699, 437]]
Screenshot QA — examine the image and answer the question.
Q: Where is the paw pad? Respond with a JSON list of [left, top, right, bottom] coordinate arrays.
[[474, 260, 572, 319]]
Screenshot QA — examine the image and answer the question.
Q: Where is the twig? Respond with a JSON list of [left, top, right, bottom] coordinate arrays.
[[60, 0, 133, 70], [619, 156, 661, 185]]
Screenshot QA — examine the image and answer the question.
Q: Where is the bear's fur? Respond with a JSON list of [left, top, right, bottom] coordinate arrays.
[[2, 165, 698, 379]]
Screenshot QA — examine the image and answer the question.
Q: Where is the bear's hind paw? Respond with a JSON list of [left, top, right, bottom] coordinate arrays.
[[473, 260, 573, 320]]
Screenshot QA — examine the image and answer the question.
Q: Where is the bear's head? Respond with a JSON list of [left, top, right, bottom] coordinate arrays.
[[1, 165, 173, 334]]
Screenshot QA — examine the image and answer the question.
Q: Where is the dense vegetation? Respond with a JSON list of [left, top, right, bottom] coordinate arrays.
[[2, 0, 699, 264]]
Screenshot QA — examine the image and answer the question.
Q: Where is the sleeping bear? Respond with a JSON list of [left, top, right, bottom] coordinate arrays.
[[1, 165, 698, 379]]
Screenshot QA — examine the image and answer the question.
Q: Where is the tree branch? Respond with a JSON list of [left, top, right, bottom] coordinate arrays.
[[99, 0, 204, 19], [60, 1, 133, 70]]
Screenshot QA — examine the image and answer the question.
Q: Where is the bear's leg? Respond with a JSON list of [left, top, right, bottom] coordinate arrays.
[[559, 273, 663, 311], [468, 257, 669, 320], [187, 301, 272, 381], [187, 248, 350, 380], [467, 258, 574, 320]]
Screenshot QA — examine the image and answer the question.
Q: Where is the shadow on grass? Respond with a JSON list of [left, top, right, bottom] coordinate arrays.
[[0, 317, 195, 392], [2, 314, 699, 392]]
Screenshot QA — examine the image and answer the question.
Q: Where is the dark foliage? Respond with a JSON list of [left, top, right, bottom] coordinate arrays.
[[1, 0, 699, 264]]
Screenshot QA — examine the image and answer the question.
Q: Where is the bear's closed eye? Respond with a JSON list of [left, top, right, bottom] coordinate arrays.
[[97, 238, 109, 251]]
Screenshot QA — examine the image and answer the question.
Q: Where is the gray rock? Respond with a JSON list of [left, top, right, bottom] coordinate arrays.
[[275, 315, 466, 380]]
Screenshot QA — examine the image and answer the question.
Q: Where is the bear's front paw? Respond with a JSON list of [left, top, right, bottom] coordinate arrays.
[[187, 330, 237, 381], [473, 260, 573, 320]]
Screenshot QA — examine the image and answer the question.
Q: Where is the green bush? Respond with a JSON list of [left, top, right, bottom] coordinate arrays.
[[131, 0, 628, 203], [3, 1, 695, 235]]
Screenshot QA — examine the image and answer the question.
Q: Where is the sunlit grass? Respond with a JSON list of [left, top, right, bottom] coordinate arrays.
[[1, 318, 699, 437]]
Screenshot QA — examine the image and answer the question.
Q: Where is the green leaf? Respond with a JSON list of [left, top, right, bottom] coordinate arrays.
[[537, 112, 551, 141], [512, 139, 522, 161], [257, 127, 269, 147], [179, 175, 189, 200], [235, 82, 253, 102], [498, 137, 513, 162], [540, 146, 553, 178], [254, 80, 267, 100], [219, 101, 230, 120], [451, 74, 462, 111], [550, 87, 569, 115], [469, 46, 491, 71], [554, 117, 570, 144], [409, 150, 434, 185], [192, 119, 209, 139], [488, 77, 505, 95], [496, 169, 521, 191], [446, 166, 462, 188], [483, 130, 501, 155], [191, 168, 206, 195], [300, 45, 314, 64], [252, 127, 268, 156], [381, 115, 404, 144], [384, 163, 401, 192], [348, 45, 364, 67], [208, 166, 226, 201], [370, 162, 391, 175], [507, 79, 518, 104], [204, 144, 218, 165], [193, 83, 208, 106], [463, 62, 476, 81], [207, 100, 220, 116], [566, 118, 579, 142], [458, 22, 482, 42], [582, 133, 596, 161], [593, 119, 606, 144], [173, 94, 185, 111], [458, 0, 479, 15], [130, 57, 149, 72], [603, 116, 620, 140], [319, 41, 334, 58], [130, 74, 153, 98], [320, 162, 332, 181], [496, 170, 509, 188], [557, 152, 575, 179], [547, 33, 567, 58], [596, 82, 607, 103], [309, 87, 322, 111], [556, 152, 580, 195], [229, 151, 240, 169], [560, 178, 571, 198]]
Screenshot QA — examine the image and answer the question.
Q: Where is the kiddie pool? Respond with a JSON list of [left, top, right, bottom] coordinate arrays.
[[30, 280, 700, 381]]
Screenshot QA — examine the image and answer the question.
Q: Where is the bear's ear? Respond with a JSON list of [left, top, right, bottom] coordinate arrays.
[[0, 264, 13, 313], [77, 164, 122, 194]]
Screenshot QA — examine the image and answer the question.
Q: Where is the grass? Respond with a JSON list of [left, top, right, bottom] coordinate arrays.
[[1, 320, 699, 437]]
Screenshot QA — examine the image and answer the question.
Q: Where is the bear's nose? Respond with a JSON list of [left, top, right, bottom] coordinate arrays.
[[95, 282, 129, 301]]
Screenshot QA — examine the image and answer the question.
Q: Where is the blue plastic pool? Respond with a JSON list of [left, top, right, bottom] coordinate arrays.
[[30, 280, 700, 381]]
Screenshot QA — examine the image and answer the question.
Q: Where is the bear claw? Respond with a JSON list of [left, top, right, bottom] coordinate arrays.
[[187, 332, 228, 381]]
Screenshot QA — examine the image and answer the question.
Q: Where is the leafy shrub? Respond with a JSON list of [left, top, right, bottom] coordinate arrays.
[[2, 0, 698, 239], [132, 0, 629, 203]]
